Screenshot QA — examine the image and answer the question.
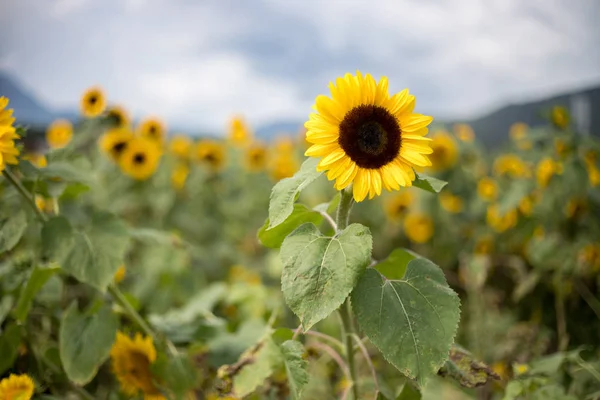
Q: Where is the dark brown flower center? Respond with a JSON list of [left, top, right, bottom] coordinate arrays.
[[338, 105, 401, 169], [134, 153, 146, 164], [112, 141, 127, 155], [89, 95, 98, 105]]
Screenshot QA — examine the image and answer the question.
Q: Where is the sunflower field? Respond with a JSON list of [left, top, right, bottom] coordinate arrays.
[[1, 72, 600, 400]]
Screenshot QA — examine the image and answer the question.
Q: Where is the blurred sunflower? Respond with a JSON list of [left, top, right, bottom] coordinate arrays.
[[46, 119, 73, 149], [110, 332, 164, 400], [509, 122, 528, 141], [244, 144, 268, 172], [554, 138, 568, 158], [269, 154, 298, 181], [474, 236, 494, 255], [428, 131, 457, 172], [477, 177, 498, 201], [403, 213, 434, 243], [587, 164, 600, 187], [579, 244, 600, 273], [138, 117, 166, 144], [274, 135, 295, 154], [168, 135, 192, 159], [551, 105, 569, 130], [228, 116, 252, 146], [119, 137, 162, 180], [81, 86, 106, 117], [105, 105, 130, 128], [384, 191, 414, 221], [536, 157, 562, 188], [0, 374, 35, 400], [228, 265, 261, 286], [518, 196, 533, 216], [439, 192, 463, 213], [453, 123, 475, 142], [0, 97, 20, 172], [35, 195, 55, 214], [304, 71, 433, 202], [114, 265, 126, 283], [486, 205, 517, 233], [99, 128, 134, 162], [196, 139, 226, 171], [565, 198, 587, 219], [493, 154, 530, 178], [171, 163, 189, 191], [23, 153, 47, 168]]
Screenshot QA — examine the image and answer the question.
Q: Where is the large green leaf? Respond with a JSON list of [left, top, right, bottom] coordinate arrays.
[[281, 223, 372, 330], [280, 340, 309, 399], [258, 204, 323, 248], [152, 354, 197, 399], [42, 212, 129, 291], [59, 302, 119, 385], [413, 173, 447, 193], [0, 210, 27, 253], [0, 323, 21, 375], [267, 158, 322, 229], [351, 258, 460, 387], [14, 265, 61, 322]]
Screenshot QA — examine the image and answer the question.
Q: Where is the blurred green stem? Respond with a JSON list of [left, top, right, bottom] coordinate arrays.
[[108, 284, 157, 341], [2, 168, 48, 223]]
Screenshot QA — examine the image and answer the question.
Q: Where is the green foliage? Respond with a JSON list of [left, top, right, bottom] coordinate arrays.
[[412, 173, 447, 193], [258, 203, 323, 248], [438, 345, 500, 388], [14, 265, 60, 322], [0, 210, 27, 253], [280, 340, 309, 399], [0, 323, 21, 375]]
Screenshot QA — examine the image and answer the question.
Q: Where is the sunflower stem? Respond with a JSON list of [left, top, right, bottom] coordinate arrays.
[[336, 188, 360, 399], [108, 284, 157, 341], [2, 168, 48, 223]]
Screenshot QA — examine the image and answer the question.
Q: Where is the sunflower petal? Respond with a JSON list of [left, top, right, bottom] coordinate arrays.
[[385, 89, 410, 115], [305, 143, 339, 157], [401, 114, 434, 133], [334, 161, 358, 190], [353, 169, 369, 202]]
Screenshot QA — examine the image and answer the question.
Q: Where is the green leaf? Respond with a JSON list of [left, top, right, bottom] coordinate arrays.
[[0, 295, 13, 326], [280, 340, 309, 399], [129, 228, 186, 248], [0, 323, 21, 375], [281, 223, 372, 330], [14, 265, 61, 322], [0, 210, 27, 253], [258, 204, 323, 248], [396, 382, 422, 400], [268, 158, 322, 229], [376, 248, 420, 280], [413, 173, 447, 193], [42, 212, 129, 291], [39, 160, 95, 185], [59, 302, 119, 385], [438, 345, 500, 388], [351, 258, 460, 387], [153, 355, 196, 398]]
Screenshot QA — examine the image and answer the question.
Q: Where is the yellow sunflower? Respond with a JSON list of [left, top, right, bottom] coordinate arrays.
[[81, 86, 106, 118], [244, 143, 268, 172], [428, 130, 457, 172], [228, 116, 252, 146], [474, 236, 494, 255], [119, 137, 162, 180], [138, 117, 166, 145], [23, 153, 47, 168], [105, 105, 130, 128], [46, 119, 73, 149], [110, 332, 165, 400], [453, 123, 475, 142], [551, 106, 569, 130], [171, 163, 189, 190], [486, 205, 517, 233], [493, 154, 530, 178], [518, 196, 533, 216], [274, 135, 295, 154], [587, 164, 600, 187], [554, 138, 568, 158], [99, 128, 134, 162], [114, 265, 126, 283], [384, 190, 414, 221], [304, 71, 433, 202], [439, 192, 463, 213], [0, 97, 20, 172], [228, 265, 261, 286], [169, 135, 192, 159], [269, 154, 299, 181], [477, 177, 498, 201], [536, 157, 562, 188], [403, 212, 434, 243], [195, 139, 226, 171], [0, 374, 35, 400], [509, 122, 528, 142]]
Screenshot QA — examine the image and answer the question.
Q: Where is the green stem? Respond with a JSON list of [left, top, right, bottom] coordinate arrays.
[[108, 284, 157, 341], [336, 188, 359, 399], [2, 168, 48, 223]]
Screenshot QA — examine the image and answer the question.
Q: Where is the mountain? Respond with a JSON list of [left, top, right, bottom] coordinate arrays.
[[255, 121, 304, 140], [0, 71, 58, 127]]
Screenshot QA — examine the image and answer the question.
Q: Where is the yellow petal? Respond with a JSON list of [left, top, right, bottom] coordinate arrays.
[[306, 130, 339, 144], [334, 161, 358, 190], [315, 95, 344, 124], [353, 169, 369, 202], [385, 89, 410, 115], [396, 95, 416, 116], [381, 163, 401, 191], [401, 141, 433, 154], [401, 114, 434, 133], [400, 149, 432, 167], [318, 148, 346, 168], [305, 143, 339, 157], [326, 157, 351, 180], [375, 76, 389, 106]]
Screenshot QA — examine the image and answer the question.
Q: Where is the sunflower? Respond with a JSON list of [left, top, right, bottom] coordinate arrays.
[[565, 198, 586, 219], [0, 374, 35, 400], [439, 192, 463, 213], [35, 195, 55, 214], [477, 177, 498, 201], [169, 135, 192, 159], [228, 116, 252, 146], [509, 122, 528, 142], [138, 117, 166, 145], [579, 244, 600, 273], [536, 157, 562, 188], [105, 105, 130, 128], [99, 128, 134, 162], [46, 119, 73, 149], [518, 196, 533, 216], [171, 163, 189, 190], [81, 86, 106, 118], [0, 97, 20, 172], [384, 190, 414, 221], [428, 131, 457, 172], [493, 154, 530, 178], [114, 265, 126, 283], [110, 332, 165, 400], [269, 154, 298, 181], [304, 72, 433, 202], [403, 212, 434, 243], [453, 123, 475, 142], [244, 143, 268, 172], [474, 236, 494, 255], [274, 136, 295, 154], [23, 153, 47, 168], [119, 137, 162, 180], [551, 106, 569, 130], [196, 139, 226, 171], [228, 265, 261, 286], [587, 164, 600, 187], [486, 205, 517, 233]]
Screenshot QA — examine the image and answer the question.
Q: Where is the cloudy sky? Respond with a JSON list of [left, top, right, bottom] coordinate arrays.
[[1, 0, 599, 132]]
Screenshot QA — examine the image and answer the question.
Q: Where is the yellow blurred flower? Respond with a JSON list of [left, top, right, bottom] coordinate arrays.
[[533, 226, 544, 238], [274, 136, 295, 154], [269, 154, 298, 181], [138, 117, 166, 145], [196, 139, 226, 171], [403, 213, 434, 243], [554, 138, 568, 158], [474, 236, 494, 255], [171, 163, 189, 191], [23, 153, 47, 168], [169, 135, 192, 159], [487, 204, 517, 233], [492, 362, 508, 381], [106, 105, 130, 128], [228, 265, 261, 286], [565, 198, 586, 219], [0, 374, 35, 400], [114, 265, 126, 283], [493, 154, 530, 178], [110, 332, 165, 400], [513, 363, 529, 376], [35, 195, 55, 214], [244, 143, 268, 172], [551, 105, 569, 130], [228, 116, 252, 146], [477, 177, 498, 201], [509, 122, 528, 142], [119, 137, 162, 180], [439, 192, 463, 213], [46, 119, 73, 149], [587, 164, 600, 187], [99, 128, 134, 162], [429, 131, 458, 171], [584, 150, 596, 166], [579, 244, 600, 272], [518, 196, 533, 216], [385, 191, 414, 221], [536, 157, 562, 188], [453, 123, 475, 142], [0, 97, 20, 172], [81, 86, 106, 118]]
